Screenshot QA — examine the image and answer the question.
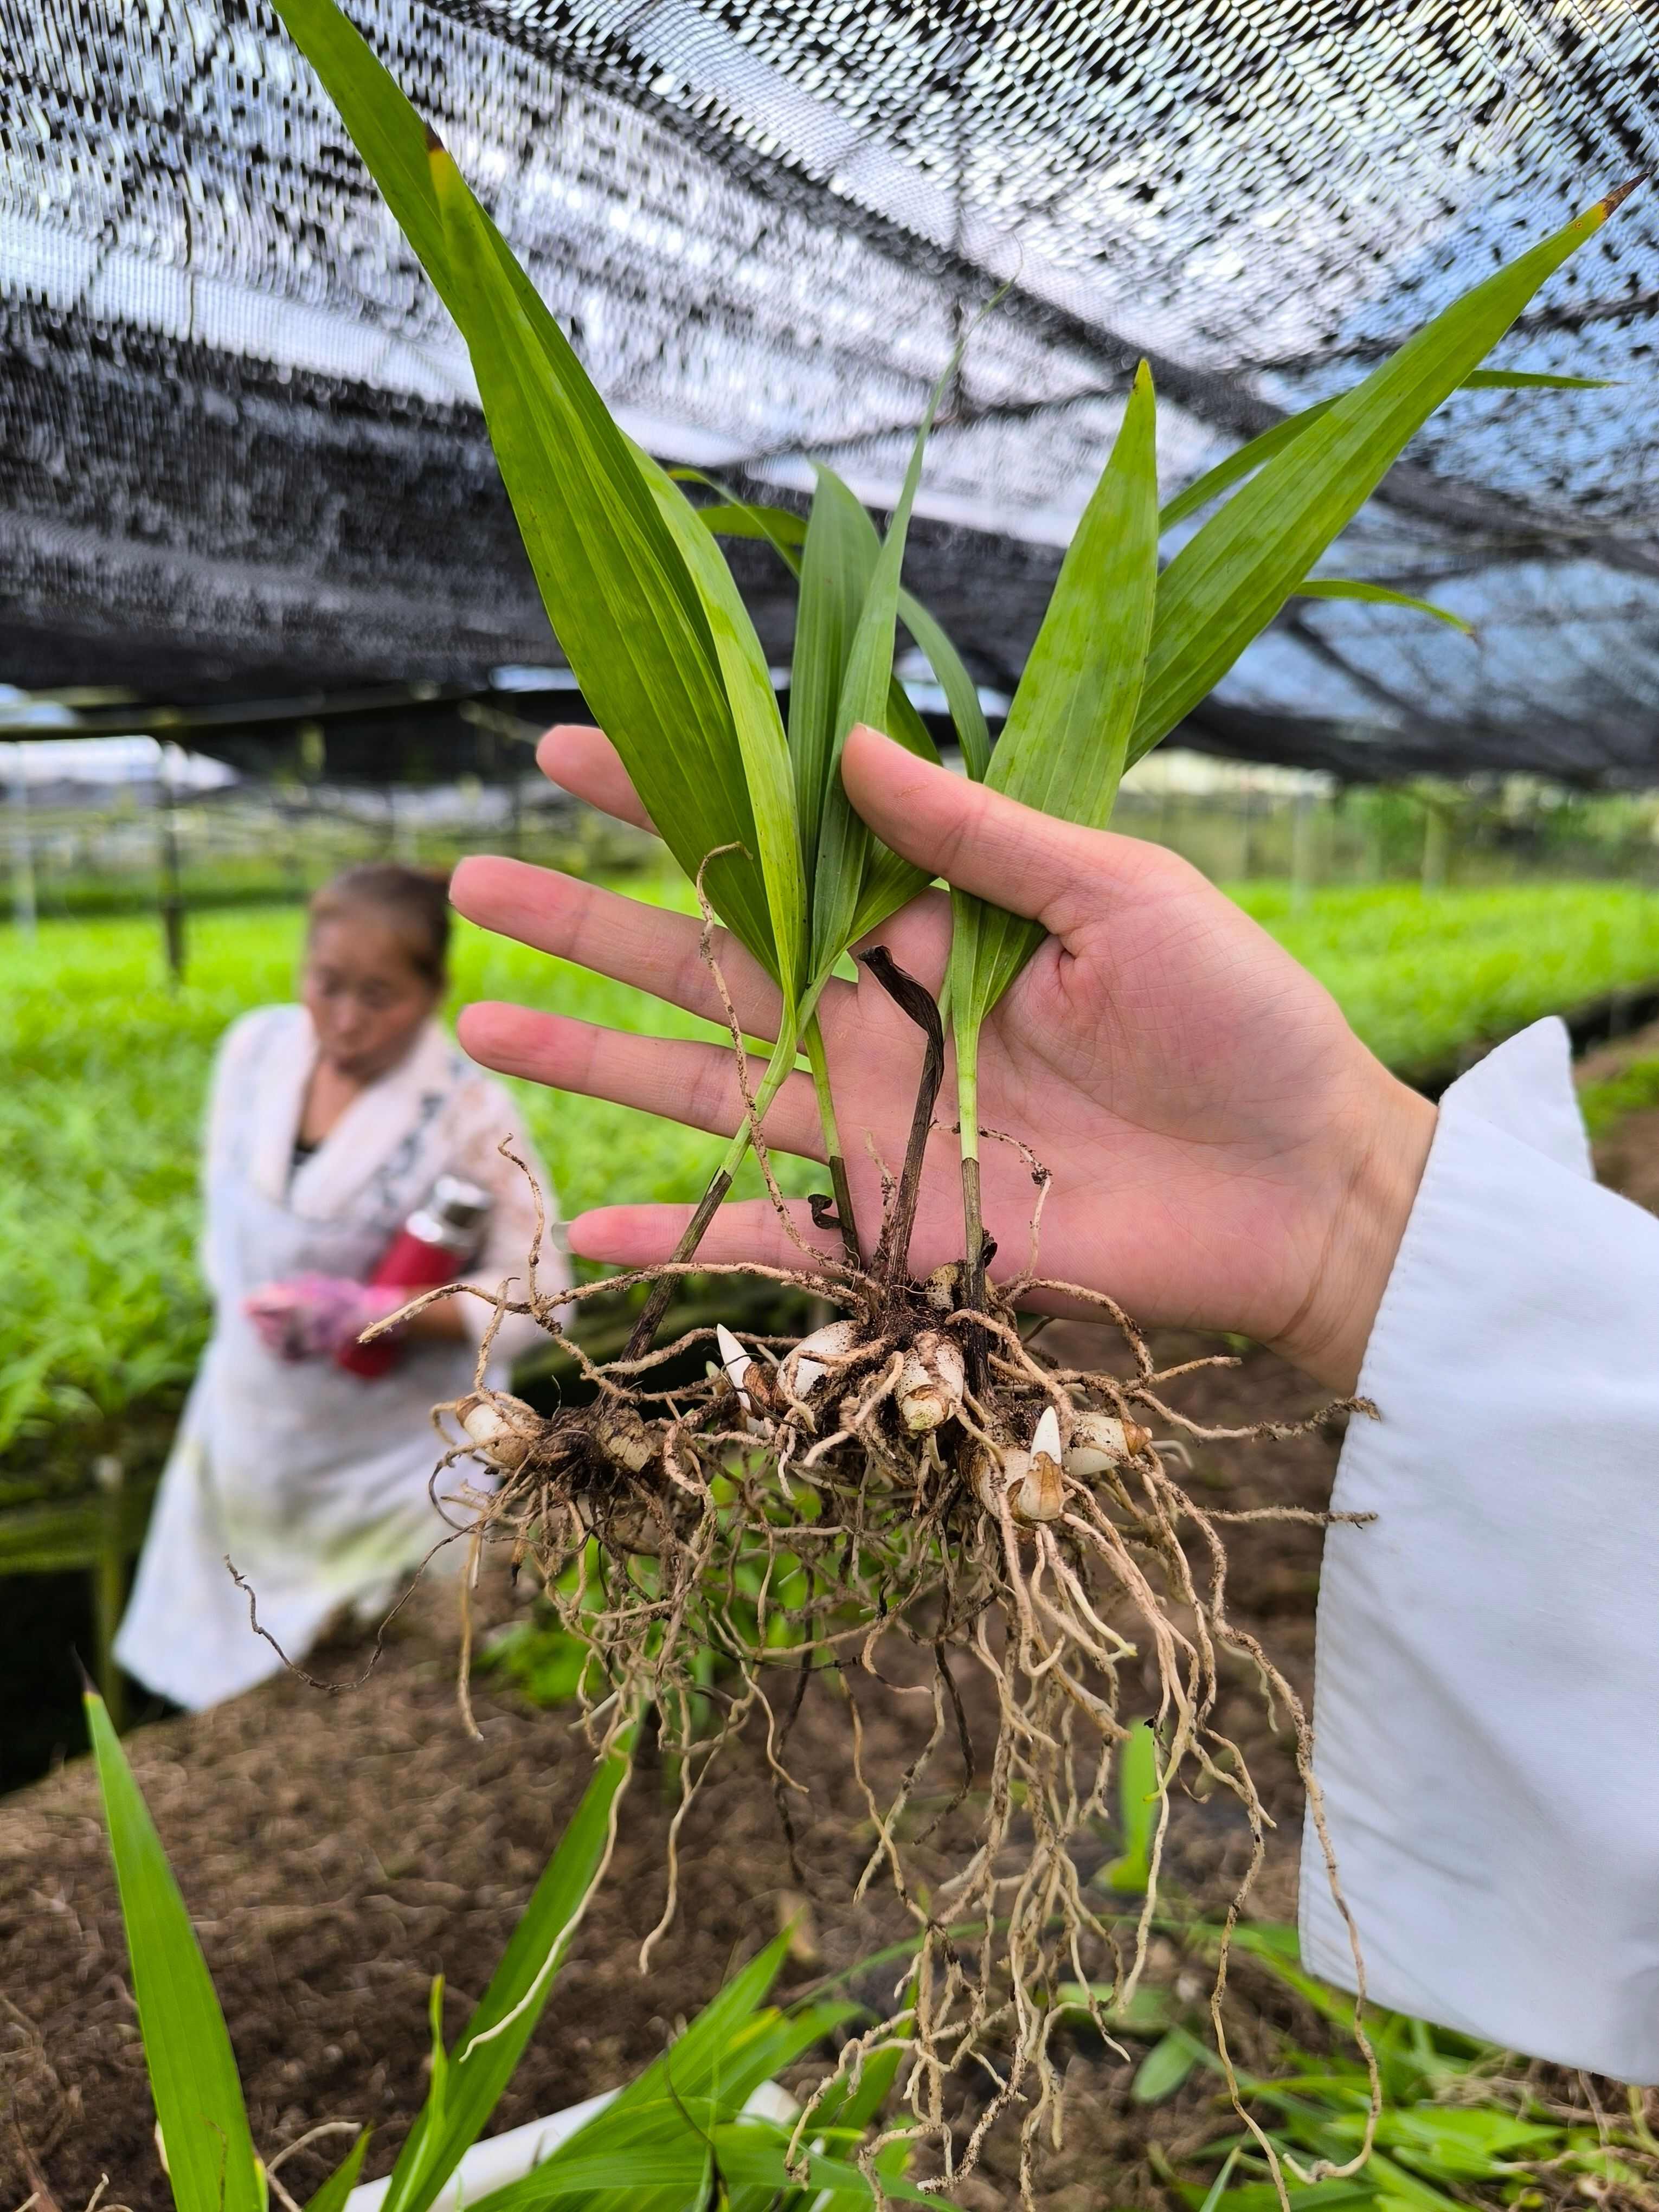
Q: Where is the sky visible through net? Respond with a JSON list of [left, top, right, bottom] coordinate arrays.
[[3, 0, 1659, 779]]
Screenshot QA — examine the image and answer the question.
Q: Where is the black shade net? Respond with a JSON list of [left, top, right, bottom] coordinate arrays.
[[4, 0, 1659, 783]]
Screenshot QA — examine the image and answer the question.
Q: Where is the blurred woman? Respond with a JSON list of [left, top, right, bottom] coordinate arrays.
[[117, 864, 567, 1710]]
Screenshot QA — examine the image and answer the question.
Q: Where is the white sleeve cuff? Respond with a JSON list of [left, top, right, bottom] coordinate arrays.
[[1300, 1018, 1659, 2081]]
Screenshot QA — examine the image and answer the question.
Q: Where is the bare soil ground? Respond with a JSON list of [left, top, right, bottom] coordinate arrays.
[[3, 1095, 1654, 2212], [0, 1332, 1346, 2212]]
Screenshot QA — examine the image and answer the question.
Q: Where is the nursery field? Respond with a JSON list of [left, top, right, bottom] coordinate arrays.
[[7, 874, 1659, 1474], [5, 1332, 1655, 2212]]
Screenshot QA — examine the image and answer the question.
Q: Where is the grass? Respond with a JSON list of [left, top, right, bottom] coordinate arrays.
[[1579, 1057, 1659, 1139], [0, 875, 812, 1468], [4, 873, 1659, 1462], [1236, 880, 1659, 1075]]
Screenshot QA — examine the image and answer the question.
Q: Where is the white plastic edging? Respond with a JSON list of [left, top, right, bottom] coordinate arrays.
[[344, 2081, 797, 2212]]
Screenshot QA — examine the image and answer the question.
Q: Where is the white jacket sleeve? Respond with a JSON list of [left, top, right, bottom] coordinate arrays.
[[1301, 1018, 1659, 2080]]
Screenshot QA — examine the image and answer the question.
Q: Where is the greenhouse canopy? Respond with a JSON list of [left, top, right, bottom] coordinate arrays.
[[3, 0, 1659, 782]]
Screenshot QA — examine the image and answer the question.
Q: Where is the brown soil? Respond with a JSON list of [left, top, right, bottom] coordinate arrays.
[[0, 1333, 1348, 2212], [10, 1079, 1659, 2212], [1592, 1105, 1659, 1213]]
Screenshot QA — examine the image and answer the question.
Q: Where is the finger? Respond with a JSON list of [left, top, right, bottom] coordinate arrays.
[[840, 723, 1174, 940], [569, 1197, 844, 1272], [449, 856, 785, 1037], [537, 724, 657, 834], [456, 1001, 825, 1157]]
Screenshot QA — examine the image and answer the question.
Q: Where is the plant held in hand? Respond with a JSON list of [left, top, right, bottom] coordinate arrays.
[[265, 2, 1634, 2192]]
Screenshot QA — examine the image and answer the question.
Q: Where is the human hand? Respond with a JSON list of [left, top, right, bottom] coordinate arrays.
[[451, 724, 1435, 1393], [242, 1274, 406, 1362]]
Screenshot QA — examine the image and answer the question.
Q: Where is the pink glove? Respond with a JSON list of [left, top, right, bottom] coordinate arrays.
[[242, 1274, 408, 1362]]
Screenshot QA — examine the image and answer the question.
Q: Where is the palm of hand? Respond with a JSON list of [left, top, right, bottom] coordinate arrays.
[[802, 854, 1365, 1353], [452, 724, 1430, 1390]]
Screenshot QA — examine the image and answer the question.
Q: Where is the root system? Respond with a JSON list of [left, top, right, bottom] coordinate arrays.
[[397, 936, 1382, 2206]]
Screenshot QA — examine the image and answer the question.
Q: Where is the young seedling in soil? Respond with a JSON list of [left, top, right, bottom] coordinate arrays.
[[268, 4, 1634, 2193]]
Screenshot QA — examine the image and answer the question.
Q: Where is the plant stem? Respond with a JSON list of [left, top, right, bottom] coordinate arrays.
[[621, 1026, 803, 1362], [803, 1013, 860, 1264], [956, 1022, 989, 1391], [859, 947, 944, 1297]]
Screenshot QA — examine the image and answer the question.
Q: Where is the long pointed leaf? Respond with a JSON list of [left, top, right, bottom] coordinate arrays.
[[782, 468, 942, 975], [689, 499, 809, 549], [85, 1691, 263, 2212], [638, 448, 805, 1004], [1134, 187, 1631, 761], [1159, 401, 1342, 532], [792, 468, 888, 890], [811, 353, 966, 980], [678, 469, 941, 865], [685, 476, 988, 781], [897, 589, 993, 779], [303, 2129, 372, 2212], [1159, 366, 1615, 530], [465, 1938, 793, 2212], [380, 1753, 629, 2212], [428, 144, 788, 981], [949, 359, 1159, 1031], [273, 0, 791, 985], [1294, 578, 1474, 633]]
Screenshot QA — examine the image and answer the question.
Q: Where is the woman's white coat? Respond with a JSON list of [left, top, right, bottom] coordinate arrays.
[[116, 1005, 563, 1709]]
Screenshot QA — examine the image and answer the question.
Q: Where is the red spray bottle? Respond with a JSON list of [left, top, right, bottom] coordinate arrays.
[[337, 1175, 493, 1378]]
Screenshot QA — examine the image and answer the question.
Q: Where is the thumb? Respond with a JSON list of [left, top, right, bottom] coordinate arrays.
[[840, 724, 1140, 936]]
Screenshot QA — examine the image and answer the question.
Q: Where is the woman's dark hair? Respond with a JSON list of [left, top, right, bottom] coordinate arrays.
[[308, 864, 451, 986]]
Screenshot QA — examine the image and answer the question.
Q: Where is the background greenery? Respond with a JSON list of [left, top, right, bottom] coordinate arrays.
[[6, 874, 1659, 1465]]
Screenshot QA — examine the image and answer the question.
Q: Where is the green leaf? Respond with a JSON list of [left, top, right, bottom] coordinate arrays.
[[472, 1939, 869, 2212], [85, 1690, 263, 2212], [466, 2134, 710, 2204], [792, 467, 890, 892], [1197, 2146, 1243, 2212], [1293, 579, 1475, 634], [1159, 401, 1342, 532], [302, 2130, 372, 2212], [1159, 367, 1616, 531], [272, 0, 798, 994], [1135, 187, 1631, 755], [711, 2119, 954, 2205], [948, 358, 1159, 1040], [810, 356, 964, 982], [690, 499, 810, 549], [896, 589, 993, 780], [678, 470, 946, 847], [1054, 1980, 1175, 2036], [1460, 368, 1616, 389], [429, 149, 798, 994], [1099, 1720, 1162, 1892], [636, 445, 806, 1006], [792, 467, 945, 968], [380, 1752, 630, 2212], [681, 473, 986, 787], [1133, 2027, 1209, 2104]]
